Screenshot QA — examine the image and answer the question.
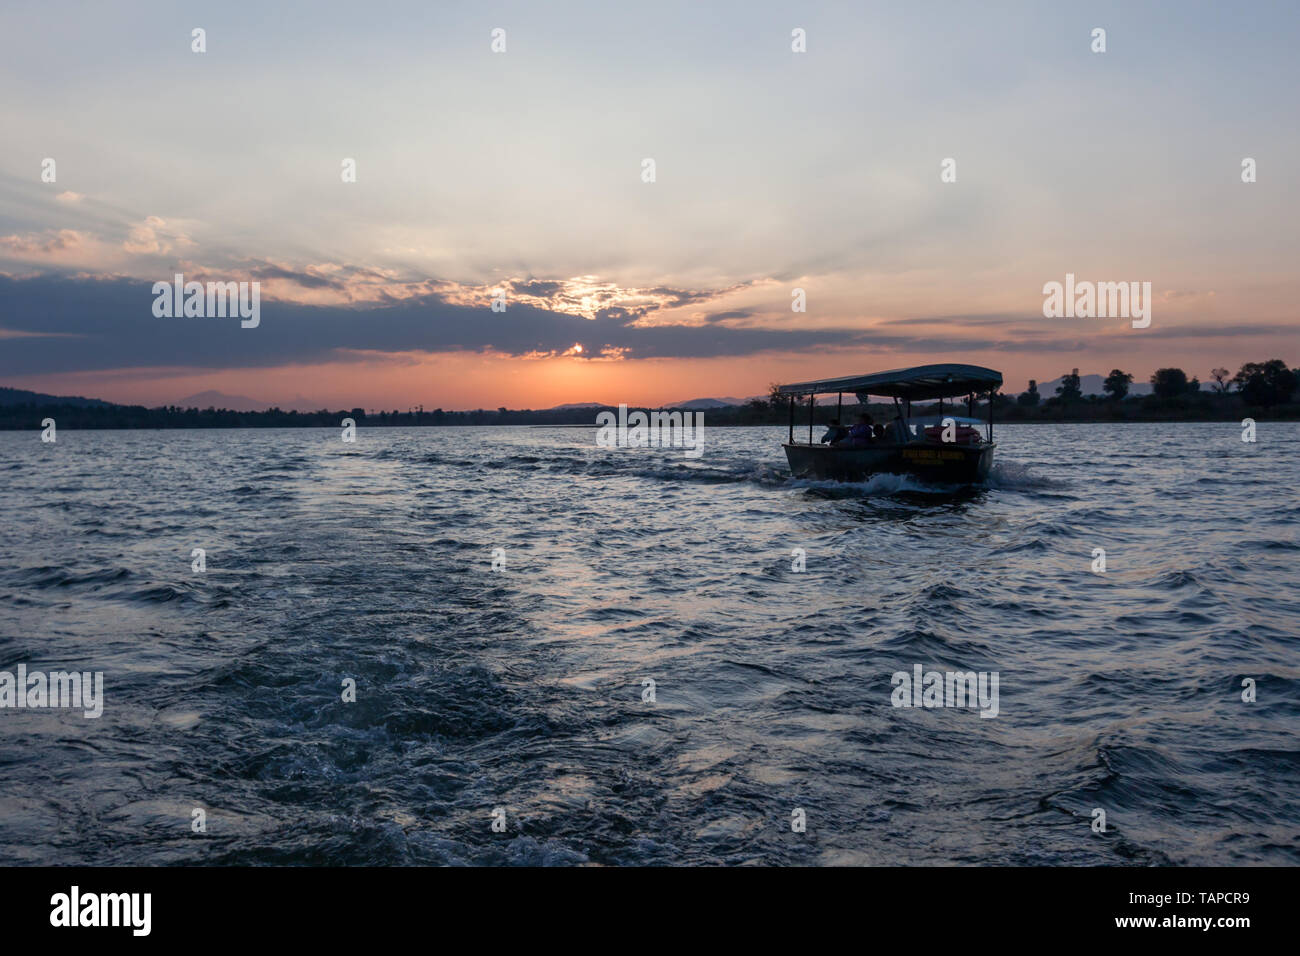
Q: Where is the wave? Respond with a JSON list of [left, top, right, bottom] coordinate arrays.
[[5, 423, 1298, 866]]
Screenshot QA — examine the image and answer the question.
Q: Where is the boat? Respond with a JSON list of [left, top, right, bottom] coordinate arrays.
[[776, 363, 1002, 483]]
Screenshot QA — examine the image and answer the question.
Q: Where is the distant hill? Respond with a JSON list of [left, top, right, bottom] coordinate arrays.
[[0, 386, 111, 408], [666, 397, 754, 408], [1039, 373, 1152, 397], [550, 398, 753, 410], [174, 390, 322, 412], [174, 390, 271, 411]]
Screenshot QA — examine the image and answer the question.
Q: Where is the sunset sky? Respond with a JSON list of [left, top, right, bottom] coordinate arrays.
[[2, 0, 1296, 410]]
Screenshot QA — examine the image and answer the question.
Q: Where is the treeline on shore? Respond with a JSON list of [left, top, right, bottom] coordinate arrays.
[[989, 360, 1299, 422], [756, 359, 1300, 424], [1, 360, 1295, 429]]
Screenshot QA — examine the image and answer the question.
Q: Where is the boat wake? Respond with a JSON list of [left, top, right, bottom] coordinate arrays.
[[785, 460, 1062, 498], [3, 423, 1298, 866], [984, 460, 1069, 491], [789, 472, 970, 497]]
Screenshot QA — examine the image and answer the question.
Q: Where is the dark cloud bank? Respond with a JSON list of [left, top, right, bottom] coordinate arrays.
[[2, 274, 1274, 376]]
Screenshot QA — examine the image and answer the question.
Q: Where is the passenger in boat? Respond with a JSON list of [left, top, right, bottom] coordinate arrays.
[[890, 414, 911, 444], [820, 419, 849, 444], [845, 413, 875, 447]]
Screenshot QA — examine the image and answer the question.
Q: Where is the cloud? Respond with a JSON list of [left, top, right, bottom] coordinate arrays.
[[0, 229, 88, 256], [1159, 289, 1216, 303], [0, 273, 862, 375], [248, 263, 345, 290], [1, 273, 1292, 379], [1142, 322, 1290, 339], [156, 264, 759, 322], [122, 216, 192, 255]]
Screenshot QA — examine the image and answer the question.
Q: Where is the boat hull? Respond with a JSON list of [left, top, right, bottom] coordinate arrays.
[[783, 441, 995, 484]]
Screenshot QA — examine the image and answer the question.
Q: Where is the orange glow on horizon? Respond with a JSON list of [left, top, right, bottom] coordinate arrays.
[[10, 332, 1299, 413]]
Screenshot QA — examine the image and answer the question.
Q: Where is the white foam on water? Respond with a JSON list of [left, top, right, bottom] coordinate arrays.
[[984, 460, 1067, 491], [788, 471, 965, 496]]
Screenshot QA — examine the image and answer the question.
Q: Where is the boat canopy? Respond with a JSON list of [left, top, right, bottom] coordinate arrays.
[[776, 363, 1003, 401]]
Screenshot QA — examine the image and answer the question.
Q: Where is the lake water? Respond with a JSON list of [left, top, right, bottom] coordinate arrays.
[[1, 423, 1296, 865]]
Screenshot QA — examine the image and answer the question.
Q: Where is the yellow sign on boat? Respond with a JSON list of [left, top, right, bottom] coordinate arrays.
[[902, 448, 966, 463]]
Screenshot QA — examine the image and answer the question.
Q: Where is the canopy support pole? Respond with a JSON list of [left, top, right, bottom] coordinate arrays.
[[807, 394, 814, 445], [837, 391, 842, 422], [788, 396, 794, 443]]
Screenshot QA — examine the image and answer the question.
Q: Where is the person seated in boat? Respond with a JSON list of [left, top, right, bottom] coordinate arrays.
[[873, 423, 886, 440], [820, 418, 849, 444], [889, 414, 911, 444], [845, 413, 875, 447]]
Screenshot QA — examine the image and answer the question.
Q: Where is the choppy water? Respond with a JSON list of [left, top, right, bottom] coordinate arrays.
[[1, 423, 1297, 865]]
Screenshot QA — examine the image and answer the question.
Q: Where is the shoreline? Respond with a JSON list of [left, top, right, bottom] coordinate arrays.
[[4, 415, 1298, 431]]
